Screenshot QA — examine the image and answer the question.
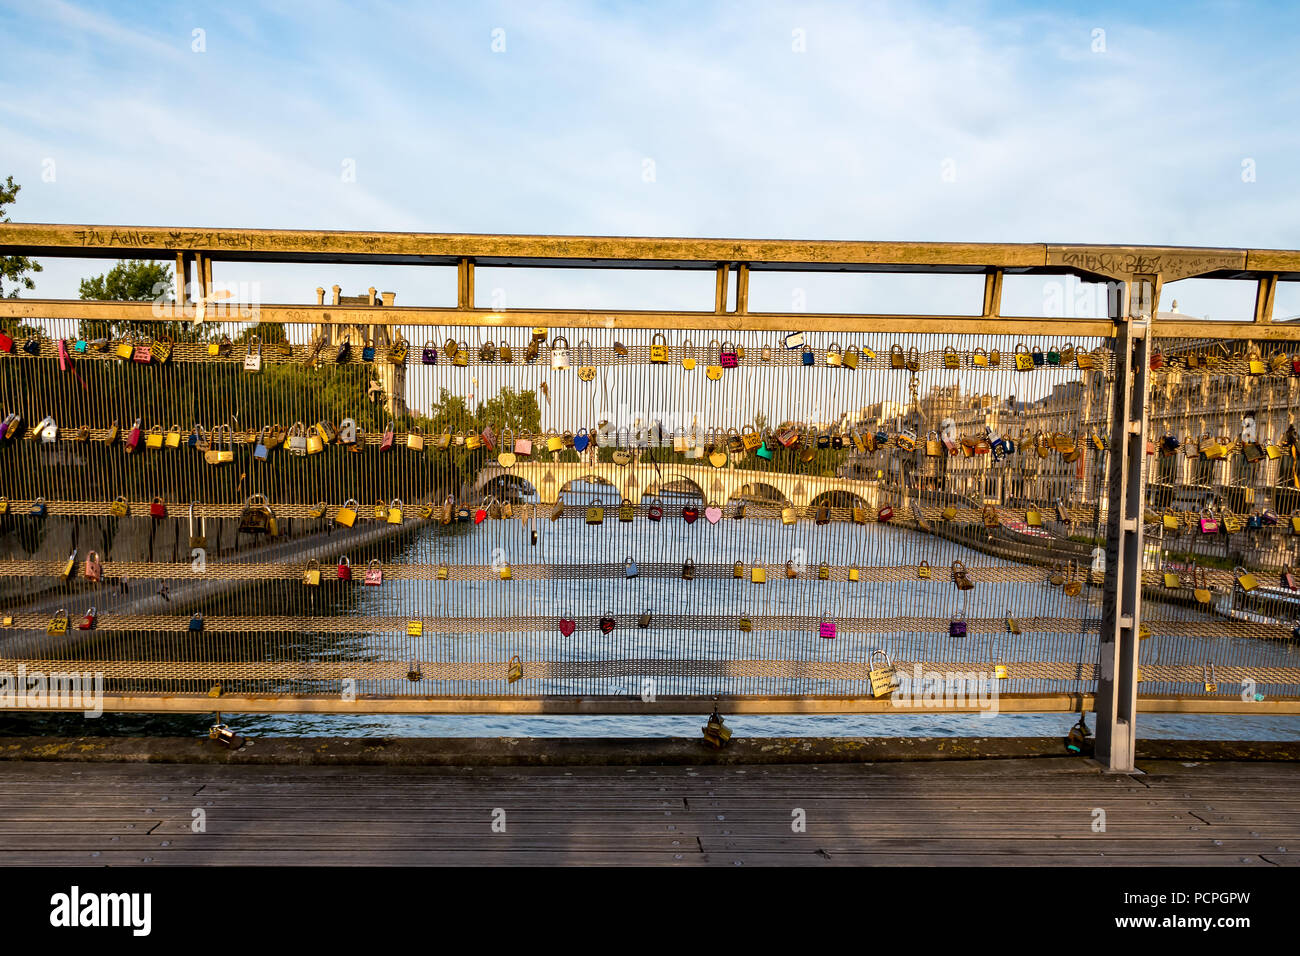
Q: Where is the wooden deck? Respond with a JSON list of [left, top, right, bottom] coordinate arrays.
[[0, 757, 1296, 865]]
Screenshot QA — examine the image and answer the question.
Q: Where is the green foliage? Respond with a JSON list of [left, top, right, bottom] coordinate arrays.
[[77, 259, 201, 343], [419, 387, 541, 489], [0, 176, 42, 297]]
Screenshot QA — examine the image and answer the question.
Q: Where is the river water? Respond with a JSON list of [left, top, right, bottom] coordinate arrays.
[[3, 482, 1298, 740]]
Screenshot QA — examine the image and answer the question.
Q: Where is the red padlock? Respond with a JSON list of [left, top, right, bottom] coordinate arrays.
[[363, 559, 383, 586], [126, 418, 142, 450], [1150, 348, 1164, 370], [149, 496, 167, 519], [77, 606, 97, 631], [337, 556, 352, 581], [83, 550, 103, 582], [599, 613, 616, 634], [380, 422, 395, 452], [558, 618, 576, 637], [682, 505, 699, 524], [1292, 356, 1300, 376], [877, 506, 894, 522], [647, 498, 663, 521], [0, 330, 12, 353]]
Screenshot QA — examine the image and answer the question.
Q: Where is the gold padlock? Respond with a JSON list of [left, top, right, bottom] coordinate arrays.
[[145, 426, 164, 449], [869, 650, 897, 699], [407, 620, 423, 637], [507, 655, 523, 684], [848, 566, 860, 582], [109, 495, 130, 517], [47, 609, 69, 636], [781, 506, 797, 525], [1236, 566, 1258, 591], [751, 565, 766, 583], [499, 564, 512, 580], [917, 561, 931, 579], [335, 499, 359, 528], [387, 498, 404, 524], [407, 427, 425, 451], [650, 332, 668, 363], [303, 560, 322, 586], [585, 498, 604, 524]]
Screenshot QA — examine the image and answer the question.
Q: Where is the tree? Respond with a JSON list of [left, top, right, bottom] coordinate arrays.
[[78, 259, 172, 302], [0, 176, 42, 297], [77, 259, 197, 343]]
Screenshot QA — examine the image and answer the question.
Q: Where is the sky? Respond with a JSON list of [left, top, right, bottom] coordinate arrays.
[[2, 0, 1298, 319]]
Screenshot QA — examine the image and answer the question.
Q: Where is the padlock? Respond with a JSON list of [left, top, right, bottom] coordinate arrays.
[[1163, 567, 1181, 589], [1248, 349, 1265, 375], [387, 498, 404, 524], [1059, 342, 1076, 365], [599, 612, 616, 635], [843, 345, 860, 370], [1046, 344, 1061, 365], [905, 345, 920, 372], [869, 650, 896, 698], [943, 345, 960, 369], [499, 563, 512, 580], [84, 550, 103, 582], [335, 499, 359, 528], [125, 418, 143, 452], [738, 614, 753, 633], [116, 338, 134, 360], [551, 336, 570, 370], [680, 338, 696, 371], [918, 561, 931, 579], [150, 496, 167, 519], [682, 503, 699, 524], [1199, 509, 1219, 534], [952, 560, 974, 590], [877, 505, 894, 522], [364, 559, 383, 586], [783, 331, 805, 351], [941, 505, 957, 521], [59, 549, 77, 582], [682, 559, 696, 580], [0, 329, 11, 353], [109, 495, 130, 517], [1014, 343, 1034, 371], [785, 560, 798, 579], [707, 339, 725, 379], [436, 562, 449, 581], [1235, 566, 1258, 592], [1064, 561, 1082, 596], [507, 655, 524, 683], [818, 614, 836, 639], [238, 495, 278, 536], [799, 344, 814, 367], [244, 335, 262, 371], [1026, 507, 1042, 527], [453, 340, 469, 367], [336, 556, 352, 581], [47, 609, 69, 636], [949, 615, 967, 638], [982, 504, 1000, 529], [650, 332, 669, 363], [164, 424, 182, 449], [134, 337, 155, 362], [185, 612, 204, 634], [646, 497, 663, 522], [388, 338, 408, 364], [971, 347, 989, 367], [722, 340, 742, 367], [302, 560, 322, 586], [77, 606, 97, 631], [1282, 565, 1297, 590], [751, 565, 766, 583], [1193, 567, 1212, 605], [781, 505, 797, 525], [815, 503, 831, 525], [889, 344, 905, 369], [585, 498, 605, 525], [30, 497, 47, 517], [1203, 662, 1218, 694], [143, 425, 162, 449]]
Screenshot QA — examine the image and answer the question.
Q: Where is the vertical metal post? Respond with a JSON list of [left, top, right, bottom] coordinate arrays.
[[734, 264, 750, 314], [714, 264, 729, 314], [1095, 275, 1153, 771], [457, 258, 474, 310]]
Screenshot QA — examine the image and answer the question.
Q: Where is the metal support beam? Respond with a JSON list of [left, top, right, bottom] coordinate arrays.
[[982, 268, 1004, 317], [1095, 275, 1154, 772], [714, 264, 729, 313], [734, 263, 750, 314], [1254, 273, 1278, 324], [457, 258, 475, 310]]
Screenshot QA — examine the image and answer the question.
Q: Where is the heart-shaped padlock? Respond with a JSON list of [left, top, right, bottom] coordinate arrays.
[[599, 613, 616, 634], [573, 429, 590, 452], [708, 450, 727, 468], [705, 502, 722, 524], [498, 451, 517, 468], [558, 618, 577, 637], [474, 503, 488, 524], [682, 505, 699, 524]]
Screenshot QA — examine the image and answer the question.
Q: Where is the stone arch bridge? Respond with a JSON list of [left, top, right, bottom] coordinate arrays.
[[473, 460, 887, 508]]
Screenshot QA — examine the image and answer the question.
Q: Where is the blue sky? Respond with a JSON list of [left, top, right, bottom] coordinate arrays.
[[2, 0, 1298, 317]]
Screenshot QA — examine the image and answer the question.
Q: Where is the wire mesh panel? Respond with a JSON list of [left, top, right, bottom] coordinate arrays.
[[1141, 334, 1300, 701], [0, 299, 1297, 711]]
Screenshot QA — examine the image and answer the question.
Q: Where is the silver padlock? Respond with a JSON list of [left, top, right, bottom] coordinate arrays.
[[243, 335, 262, 372], [36, 415, 58, 443], [625, 556, 638, 578], [551, 336, 570, 370]]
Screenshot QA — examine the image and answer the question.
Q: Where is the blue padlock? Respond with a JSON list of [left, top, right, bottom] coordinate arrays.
[[1031, 345, 1045, 367], [189, 612, 204, 633], [801, 347, 814, 366], [29, 497, 47, 517], [363, 343, 376, 362], [573, 428, 590, 452], [625, 557, 638, 578]]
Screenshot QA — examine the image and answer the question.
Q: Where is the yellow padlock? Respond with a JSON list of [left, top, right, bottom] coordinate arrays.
[[1235, 566, 1258, 591], [848, 566, 860, 582], [407, 427, 425, 451], [585, 498, 604, 524], [917, 561, 931, 579], [500, 564, 512, 580], [145, 426, 164, 449], [165, 425, 182, 448], [650, 332, 668, 363], [751, 565, 766, 583], [306, 432, 324, 455], [1026, 508, 1042, 527], [781, 506, 797, 525], [406, 620, 423, 637], [303, 560, 322, 586], [387, 498, 404, 524], [507, 655, 523, 684], [437, 562, 449, 581], [335, 499, 359, 528], [47, 609, 69, 636]]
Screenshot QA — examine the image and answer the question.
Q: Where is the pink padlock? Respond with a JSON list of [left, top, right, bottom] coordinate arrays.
[[363, 559, 383, 586], [1199, 510, 1219, 534], [515, 435, 533, 456], [818, 614, 836, 639]]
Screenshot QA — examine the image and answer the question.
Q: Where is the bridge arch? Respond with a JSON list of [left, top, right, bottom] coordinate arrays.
[[478, 472, 537, 502], [730, 481, 793, 508]]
